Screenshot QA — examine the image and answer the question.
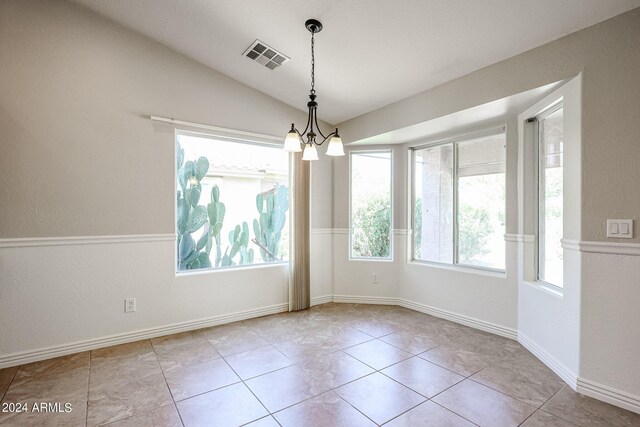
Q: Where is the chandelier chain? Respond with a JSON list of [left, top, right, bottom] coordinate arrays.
[[310, 32, 315, 93]]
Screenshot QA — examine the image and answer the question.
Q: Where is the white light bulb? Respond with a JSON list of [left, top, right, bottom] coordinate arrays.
[[326, 135, 345, 156], [302, 144, 319, 161], [283, 130, 302, 152]]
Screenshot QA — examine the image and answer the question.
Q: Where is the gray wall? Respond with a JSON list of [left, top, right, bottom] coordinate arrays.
[[338, 7, 640, 243], [0, 0, 333, 238]]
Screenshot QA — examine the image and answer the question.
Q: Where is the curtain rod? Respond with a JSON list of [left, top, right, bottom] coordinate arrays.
[[150, 116, 282, 143]]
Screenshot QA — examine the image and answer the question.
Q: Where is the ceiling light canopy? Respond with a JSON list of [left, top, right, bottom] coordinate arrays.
[[283, 19, 344, 160]]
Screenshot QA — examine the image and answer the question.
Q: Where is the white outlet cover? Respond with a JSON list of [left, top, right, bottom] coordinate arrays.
[[125, 298, 136, 313]]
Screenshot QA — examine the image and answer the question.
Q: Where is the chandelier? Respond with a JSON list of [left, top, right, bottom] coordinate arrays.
[[283, 19, 344, 160]]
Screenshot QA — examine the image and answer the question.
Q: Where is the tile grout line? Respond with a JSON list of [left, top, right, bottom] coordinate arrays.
[[430, 399, 482, 426], [0, 365, 20, 403], [150, 339, 187, 427], [219, 352, 274, 423], [85, 351, 91, 427], [530, 385, 582, 426], [332, 389, 380, 426]]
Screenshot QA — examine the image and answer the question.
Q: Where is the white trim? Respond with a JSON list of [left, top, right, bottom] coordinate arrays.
[[562, 239, 640, 256], [333, 228, 349, 235], [408, 125, 507, 150], [311, 295, 334, 306], [576, 377, 640, 414], [561, 239, 581, 251], [333, 295, 400, 305], [521, 280, 564, 299], [0, 302, 288, 369], [399, 299, 517, 340], [517, 332, 578, 388], [310, 229, 336, 235], [393, 229, 410, 235], [504, 234, 535, 243], [0, 234, 175, 249], [407, 261, 506, 278], [330, 295, 517, 340]]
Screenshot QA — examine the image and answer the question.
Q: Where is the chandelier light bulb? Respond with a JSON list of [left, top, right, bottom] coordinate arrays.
[[284, 127, 302, 152], [326, 134, 345, 156], [302, 143, 319, 161]]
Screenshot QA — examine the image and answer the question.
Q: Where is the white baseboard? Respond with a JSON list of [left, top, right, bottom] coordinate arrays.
[[399, 299, 518, 340], [311, 295, 334, 306], [330, 295, 517, 340], [0, 302, 288, 369], [577, 378, 640, 415], [333, 294, 400, 305], [517, 332, 577, 388]]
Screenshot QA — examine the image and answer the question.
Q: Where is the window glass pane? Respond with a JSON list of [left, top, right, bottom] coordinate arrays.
[[457, 134, 506, 269], [414, 144, 453, 263], [539, 107, 563, 287], [176, 133, 289, 271], [350, 151, 392, 258]]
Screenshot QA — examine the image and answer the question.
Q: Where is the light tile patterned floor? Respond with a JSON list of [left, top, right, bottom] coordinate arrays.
[[1, 303, 639, 426]]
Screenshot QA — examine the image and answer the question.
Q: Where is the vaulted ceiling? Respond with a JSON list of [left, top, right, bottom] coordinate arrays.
[[72, 0, 640, 124]]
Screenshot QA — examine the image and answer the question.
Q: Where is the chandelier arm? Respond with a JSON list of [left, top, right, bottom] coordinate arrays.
[[291, 126, 305, 144], [300, 107, 312, 136], [312, 108, 328, 140], [318, 131, 337, 146]]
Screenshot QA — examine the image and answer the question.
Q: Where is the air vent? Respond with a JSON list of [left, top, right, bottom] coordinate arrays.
[[243, 40, 290, 70]]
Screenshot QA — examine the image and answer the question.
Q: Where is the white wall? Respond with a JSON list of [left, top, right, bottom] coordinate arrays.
[[333, 7, 640, 413], [0, 0, 333, 364], [0, 239, 288, 365], [516, 76, 583, 385]]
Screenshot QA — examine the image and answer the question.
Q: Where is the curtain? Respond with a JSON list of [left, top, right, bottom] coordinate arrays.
[[289, 152, 310, 311]]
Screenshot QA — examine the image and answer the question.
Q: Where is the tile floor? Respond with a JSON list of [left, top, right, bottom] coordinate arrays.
[[1, 303, 639, 426]]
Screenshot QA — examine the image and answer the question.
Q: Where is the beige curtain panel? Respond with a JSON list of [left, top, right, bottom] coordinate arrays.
[[289, 152, 311, 311]]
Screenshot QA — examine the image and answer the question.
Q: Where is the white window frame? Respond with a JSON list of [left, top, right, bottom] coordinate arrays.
[[349, 149, 394, 261], [173, 126, 291, 275], [533, 100, 564, 288], [410, 126, 506, 273]]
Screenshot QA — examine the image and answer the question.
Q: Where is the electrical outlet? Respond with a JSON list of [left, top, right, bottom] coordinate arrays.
[[125, 298, 136, 313], [372, 273, 379, 284]]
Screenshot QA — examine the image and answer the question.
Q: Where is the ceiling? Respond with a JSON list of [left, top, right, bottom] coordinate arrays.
[[72, 0, 640, 125]]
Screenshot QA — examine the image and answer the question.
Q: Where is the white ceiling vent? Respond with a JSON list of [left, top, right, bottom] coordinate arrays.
[[243, 40, 290, 70]]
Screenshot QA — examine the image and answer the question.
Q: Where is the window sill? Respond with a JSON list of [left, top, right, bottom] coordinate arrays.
[[349, 257, 394, 263], [522, 280, 564, 299], [176, 261, 288, 277], [408, 260, 506, 278]]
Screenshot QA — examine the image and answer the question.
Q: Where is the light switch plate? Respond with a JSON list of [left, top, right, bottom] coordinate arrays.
[[607, 219, 633, 238]]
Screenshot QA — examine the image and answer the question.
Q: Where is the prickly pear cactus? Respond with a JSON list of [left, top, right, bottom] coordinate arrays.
[[176, 141, 212, 270], [220, 222, 254, 266], [207, 185, 226, 267], [253, 185, 289, 262]]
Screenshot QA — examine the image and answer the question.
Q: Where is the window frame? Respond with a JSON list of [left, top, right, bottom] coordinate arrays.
[[174, 128, 291, 275], [410, 126, 507, 273], [348, 149, 394, 261], [533, 100, 564, 288]]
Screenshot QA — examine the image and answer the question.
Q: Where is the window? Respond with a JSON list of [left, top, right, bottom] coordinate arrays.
[[176, 132, 289, 271], [350, 151, 392, 259], [536, 103, 563, 287], [412, 130, 506, 270]]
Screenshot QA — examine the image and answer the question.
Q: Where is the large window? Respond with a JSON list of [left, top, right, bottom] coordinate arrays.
[[412, 130, 506, 270], [350, 151, 392, 259], [176, 132, 289, 271], [536, 103, 564, 287]]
